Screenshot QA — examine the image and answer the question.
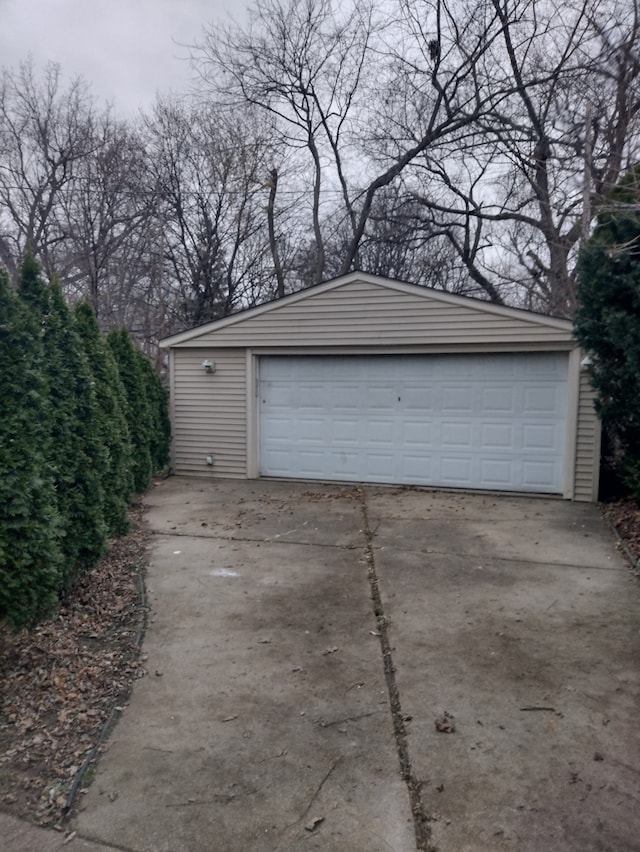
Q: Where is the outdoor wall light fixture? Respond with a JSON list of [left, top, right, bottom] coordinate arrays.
[[202, 359, 216, 374], [580, 355, 593, 370]]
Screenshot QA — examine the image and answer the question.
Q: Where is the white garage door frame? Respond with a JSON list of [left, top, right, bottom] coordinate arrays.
[[246, 347, 581, 498]]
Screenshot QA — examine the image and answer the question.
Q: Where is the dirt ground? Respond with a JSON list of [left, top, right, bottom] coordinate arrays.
[[0, 488, 638, 838], [0, 501, 149, 827], [602, 499, 640, 571]]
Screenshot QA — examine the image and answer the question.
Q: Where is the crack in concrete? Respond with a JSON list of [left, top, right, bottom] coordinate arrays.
[[367, 539, 622, 572], [358, 487, 436, 852], [147, 528, 352, 549], [71, 833, 137, 852]]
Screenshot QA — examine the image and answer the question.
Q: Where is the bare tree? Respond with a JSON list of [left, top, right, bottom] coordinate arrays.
[[143, 97, 277, 329], [265, 167, 286, 297], [311, 182, 473, 293], [59, 118, 155, 320], [400, 0, 640, 315], [0, 61, 98, 276], [196, 0, 558, 302], [198, 0, 380, 284], [5, 0, 631, 343]]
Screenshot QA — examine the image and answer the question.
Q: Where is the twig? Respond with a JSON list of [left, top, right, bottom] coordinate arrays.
[[519, 706, 556, 712], [317, 710, 377, 728], [166, 795, 236, 807], [300, 756, 343, 821]]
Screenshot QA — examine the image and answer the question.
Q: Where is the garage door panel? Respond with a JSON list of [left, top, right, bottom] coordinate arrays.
[[330, 384, 363, 408], [298, 417, 326, 441], [402, 385, 433, 410], [360, 452, 397, 480], [482, 387, 514, 412], [327, 450, 362, 477], [522, 460, 559, 488], [523, 357, 565, 377], [261, 415, 294, 441], [441, 422, 473, 449], [481, 423, 514, 449], [262, 384, 293, 407], [400, 454, 433, 480], [524, 386, 561, 413], [476, 358, 517, 378], [361, 386, 394, 409], [331, 418, 360, 443], [522, 423, 559, 450], [297, 449, 331, 476], [440, 456, 474, 484], [364, 419, 396, 444], [259, 354, 567, 493], [480, 459, 514, 486], [402, 420, 433, 448], [442, 386, 474, 413], [266, 447, 297, 474], [297, 383, 326, 408]]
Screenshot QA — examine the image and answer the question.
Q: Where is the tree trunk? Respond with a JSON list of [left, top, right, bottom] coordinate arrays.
[[267, 168, 285, 298]]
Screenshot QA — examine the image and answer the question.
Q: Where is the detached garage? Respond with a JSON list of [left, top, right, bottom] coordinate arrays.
[[160, 273, 600, 501]]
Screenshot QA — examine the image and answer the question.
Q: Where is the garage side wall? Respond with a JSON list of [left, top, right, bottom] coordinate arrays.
[[171, 348, 247, 477], [573, 370, 601, 501]]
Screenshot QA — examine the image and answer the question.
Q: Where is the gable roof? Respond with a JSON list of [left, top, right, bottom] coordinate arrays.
[[160, 272, 573, 349]]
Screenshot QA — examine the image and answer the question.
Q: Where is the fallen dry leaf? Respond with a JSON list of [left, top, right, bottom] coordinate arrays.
[[435, 711, 456, 733], [603, 499, 640, 571], [0, 499, 149, 826]]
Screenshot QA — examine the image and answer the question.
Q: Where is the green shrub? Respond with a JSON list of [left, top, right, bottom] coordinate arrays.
[[135, 349, 171, 472], [574, 167, 640, 500], [107, 328, 153, 492], [17, 259, 107, 583], [74, 302, 134, 535], [0, 268, 63, 629]]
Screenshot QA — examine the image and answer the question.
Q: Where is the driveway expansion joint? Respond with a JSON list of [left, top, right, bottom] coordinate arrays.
[[359, 488, 436, 852]]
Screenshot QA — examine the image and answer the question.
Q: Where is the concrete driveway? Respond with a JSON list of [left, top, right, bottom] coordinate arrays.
[[71, 478, 640, 852]]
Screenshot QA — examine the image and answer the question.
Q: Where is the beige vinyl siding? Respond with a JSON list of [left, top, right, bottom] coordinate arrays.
[[172, 348, 247, 477], [178, 280, 572, 349], [573, 370, 601, 501]]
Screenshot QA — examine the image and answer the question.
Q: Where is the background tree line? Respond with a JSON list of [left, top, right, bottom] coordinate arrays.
[[0, 257, 170, 630], [0, 0, 637, 353]]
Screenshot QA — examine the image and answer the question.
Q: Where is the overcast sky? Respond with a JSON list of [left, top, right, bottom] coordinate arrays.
[[0, 0, 247, 115]]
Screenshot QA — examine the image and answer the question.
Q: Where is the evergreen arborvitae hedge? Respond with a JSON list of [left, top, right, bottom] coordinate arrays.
[[1, 257, 172, 630], [107, 328, 154, 492], [135, 349, 171, 472], [0, 269, 63, 629], [74, 302, 134, 535], [574, 167, 640, 499], [18, 260, 108, 584]]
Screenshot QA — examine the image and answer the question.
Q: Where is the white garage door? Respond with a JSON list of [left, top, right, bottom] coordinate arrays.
[[259, 354, 568, 493]]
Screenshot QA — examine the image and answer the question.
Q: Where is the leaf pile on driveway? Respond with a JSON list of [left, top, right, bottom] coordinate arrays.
[[0, 502, 149, 827]]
